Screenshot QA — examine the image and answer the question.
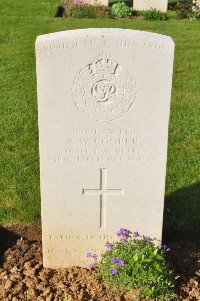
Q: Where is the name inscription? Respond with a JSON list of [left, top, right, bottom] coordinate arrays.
[[47, 128, 140, 164]]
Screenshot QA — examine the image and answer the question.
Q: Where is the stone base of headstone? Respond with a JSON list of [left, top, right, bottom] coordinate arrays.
[[133, 0, 168, 12]]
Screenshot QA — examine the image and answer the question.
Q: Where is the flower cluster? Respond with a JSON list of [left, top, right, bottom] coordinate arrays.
[[161, 243, 170, 252], [110, 257, 125, 266], [86, 252, 98, 268], [116, 228, 132, 242], [88, 262, 95, 269], [105, 242, 113, 250], [115, 229, 170, 253], [109, 267, 118, 275], [108, 257, 125, 276], [86, 252, 98, 258], [87, 228, 170, 272], [143, 235, 150, 241], [88, 228, 175, 300], [133, 231, 140, 237]]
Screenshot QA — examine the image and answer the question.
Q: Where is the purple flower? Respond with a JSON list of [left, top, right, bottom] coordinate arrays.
[[93, 253, 98, 259], [161, 243, 167, 249], [118, 259, 125, 267], [88, 262, 95, 268], [106, 242, 113, 250], [116, 228, 122, 237], [133, 231, 140, 237], [110, 257, 118, 264], [86, 252, 92, 258], [160, 243, 170, 251], [143, 235, 150, 241], [109, 267, 118, 275], [116, 228, 132, 242], [116, 228, 130, 236]]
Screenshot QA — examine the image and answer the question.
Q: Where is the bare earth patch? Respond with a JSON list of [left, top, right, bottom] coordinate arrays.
[[0, 225, 199, 301]]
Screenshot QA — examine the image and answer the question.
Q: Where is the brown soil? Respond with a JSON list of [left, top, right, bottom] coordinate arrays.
[[0, 225, 199, 301]]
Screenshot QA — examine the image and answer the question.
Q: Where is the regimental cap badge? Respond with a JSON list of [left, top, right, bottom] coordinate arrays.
[[72, 53, 137, 122]]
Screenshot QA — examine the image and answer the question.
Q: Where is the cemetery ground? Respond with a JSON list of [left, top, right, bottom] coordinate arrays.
[[0, 0, 200, 300]]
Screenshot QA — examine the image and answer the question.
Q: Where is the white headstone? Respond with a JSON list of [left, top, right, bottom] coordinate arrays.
[[194, 0, 200, 10], [36, 28, 174, 268], [133, 0, 168, 12], [88, 0, 108, 6]]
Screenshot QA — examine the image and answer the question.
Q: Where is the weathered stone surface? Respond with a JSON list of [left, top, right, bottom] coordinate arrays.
[[133, 0, 168, 12], [36, 28, 174, 268]]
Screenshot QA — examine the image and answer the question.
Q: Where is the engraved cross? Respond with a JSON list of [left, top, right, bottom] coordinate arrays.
[[83, 168, 124, 229]]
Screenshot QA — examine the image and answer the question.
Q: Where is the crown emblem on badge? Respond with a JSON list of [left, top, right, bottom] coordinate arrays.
[[72, 53, 137, 122], [90, 54, 118, 75]]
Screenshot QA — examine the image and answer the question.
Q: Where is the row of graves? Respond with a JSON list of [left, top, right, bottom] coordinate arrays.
[[81, 0, 200, 13]]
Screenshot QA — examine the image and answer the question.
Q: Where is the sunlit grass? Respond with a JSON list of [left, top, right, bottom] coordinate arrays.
[[0, 0, 199, 235]]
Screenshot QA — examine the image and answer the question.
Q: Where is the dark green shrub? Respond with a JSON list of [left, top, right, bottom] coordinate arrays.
[[87, 229, 176, 300], [111, 2, 133, 18], [168, 0, 179, 11], [144, 8, 168, 20]]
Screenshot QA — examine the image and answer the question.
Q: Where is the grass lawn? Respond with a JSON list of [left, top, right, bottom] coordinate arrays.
[[0, 0, 200, 237]]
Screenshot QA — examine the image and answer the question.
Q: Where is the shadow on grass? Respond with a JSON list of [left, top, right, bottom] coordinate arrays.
[[163, 181, 200, 243], [162, 183, 200, 288], [0, 227, 20, 266]]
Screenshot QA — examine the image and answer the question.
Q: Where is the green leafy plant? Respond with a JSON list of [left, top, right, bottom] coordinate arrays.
[[144, 8, 168, 20], [87, 229, 176, 300], [176, 0, 200, 20], [168, 0, 179, 11], [111, 2, 133, 18]]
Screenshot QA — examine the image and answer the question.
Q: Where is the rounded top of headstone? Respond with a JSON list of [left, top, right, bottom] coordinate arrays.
[[36, 28, 174, 48]]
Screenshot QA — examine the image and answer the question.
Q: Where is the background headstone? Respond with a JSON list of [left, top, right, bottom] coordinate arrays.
[[36, 28, 174, 268], [88, 0, 108, 6], [194, 0, 200, 10], [133, 0, 168, 12]]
